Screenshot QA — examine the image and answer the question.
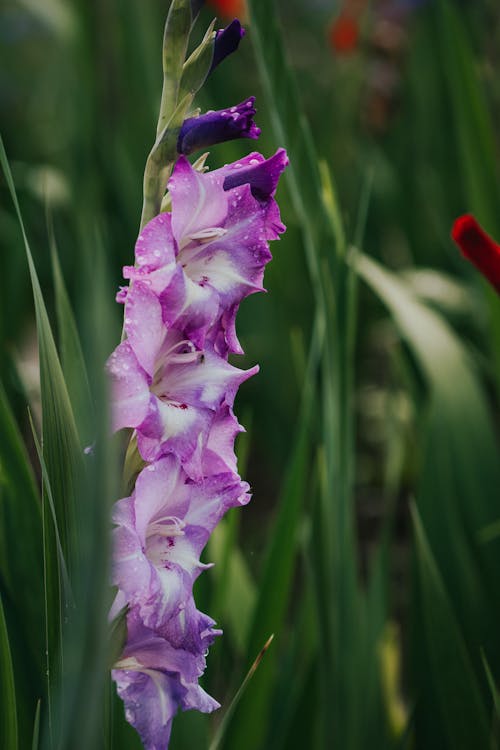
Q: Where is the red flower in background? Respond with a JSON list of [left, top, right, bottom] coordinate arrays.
[[328, 14, 359, 54], [451, 214, 500, 294], [207, 0, 246, 19]]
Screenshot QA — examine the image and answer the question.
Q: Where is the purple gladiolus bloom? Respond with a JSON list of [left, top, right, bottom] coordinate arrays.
[[107, 313, 257, 476], [121, 152, 286, 356], [209, 19, 245, 73], [112, 454, 249, 640], [113, 608, 219, 750], [109, 142, 287, 747], [177, 98, 260, 155]]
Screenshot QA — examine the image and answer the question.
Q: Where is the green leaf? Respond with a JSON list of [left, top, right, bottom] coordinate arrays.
[[355, 251, 500, 746], [49, 236, 120, 750], [247, 0, 343, 294], [108, 605, 129, 669], [0, 592, 18, 750], [178, 19, 216, 100], [1, 141, 83, 743], [50, 225, 94, 447], [435, 0, 500, 392], [28, 411, 73, 609], [0, 378, 43, 661], [0, 136, 81, 567], [481, 651, 500, 721], [157, 0, 192, 133], [209, 635, 275, 750], [207, 520, 256, 652], [32, 700, 41, 750], [411, 504, 490, 749], [222, 309, 324, 750], [0, 378, 45, 748], [353, 250, 500, 601], [141, 92, 194, 228]]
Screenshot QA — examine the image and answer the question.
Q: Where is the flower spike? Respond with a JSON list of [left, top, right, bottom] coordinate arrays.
[[108, 5, 288, 747]]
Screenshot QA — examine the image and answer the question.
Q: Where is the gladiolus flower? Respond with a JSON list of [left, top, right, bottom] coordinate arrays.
[[208, 2, 246, 24], [121, 150, 287, 355], [112, 608, 219, 750], [328, 14, 359, 54], [112, 455, 249, 639], [108, 15, 287, 742], [451, 214, 500, 294], [108, 143, 286, 747]]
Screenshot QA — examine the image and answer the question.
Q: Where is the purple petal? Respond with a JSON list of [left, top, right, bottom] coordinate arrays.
[[132, 456, 189, 543], [112, 459, 247, 640], [177, 98, 260, 156], [153, 344, 258, 411], [113, 665, 178, 749], [222, 147, 289, 202], [169, 157, 228, 246], [113, 618, 219, 750], [124, 281, 165, 377], [177, 183, 271, 313], [107, 341, 151, 432], [209, 19, 245, 74], [160, 264, 220, 349], [134, 211, 176, 270], [202, 404, 244, 476], [137, 396, 213, 479]]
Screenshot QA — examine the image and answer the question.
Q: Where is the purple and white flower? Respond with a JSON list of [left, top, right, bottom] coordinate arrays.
[[113, 608, 219, 750], [107, 281, 257, 476], [122, 150, 287, 355], [112, 454, 249, 640], [108, 23, 288, 743]]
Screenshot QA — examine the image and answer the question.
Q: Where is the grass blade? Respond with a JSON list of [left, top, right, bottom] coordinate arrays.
[[32, 700, 41, 750], [355, 250, 500, 746], [0, 135, 81, 567], [0, 591, 18, 750], [0, 378, 44, 661], [411, 504, 490, 748], [49, 220, 94, 447], [209, 635, 274, 750], [221, 307, 324, 749]]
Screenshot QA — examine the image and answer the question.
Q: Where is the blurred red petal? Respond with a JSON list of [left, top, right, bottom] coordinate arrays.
[[328, 14, 359, 54], [207, 0, 246, 18], [451, 214, 500, 294]]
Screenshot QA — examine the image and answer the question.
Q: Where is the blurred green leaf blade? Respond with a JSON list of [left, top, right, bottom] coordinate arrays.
[[0, 592, 18, 750], [412, 504, 490, 748]]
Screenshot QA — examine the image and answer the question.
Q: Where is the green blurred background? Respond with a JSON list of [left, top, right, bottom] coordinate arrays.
[[1, 0, 500, 748]]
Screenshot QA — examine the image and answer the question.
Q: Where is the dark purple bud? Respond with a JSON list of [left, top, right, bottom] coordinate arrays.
[[209, 19, 245, 73], [223, 148, 289, 201], [177, 97, 260, 155]]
